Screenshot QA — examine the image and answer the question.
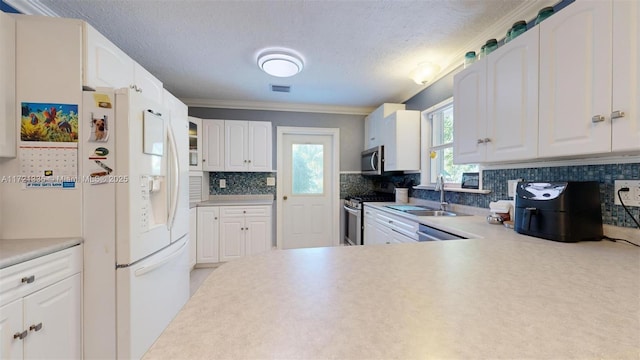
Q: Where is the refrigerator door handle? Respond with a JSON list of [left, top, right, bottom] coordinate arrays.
[[167, 125, 180, 231], [134, 239, 187, 277]]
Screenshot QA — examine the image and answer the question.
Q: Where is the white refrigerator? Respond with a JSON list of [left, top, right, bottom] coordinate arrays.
[[82, 88, 189, 359]]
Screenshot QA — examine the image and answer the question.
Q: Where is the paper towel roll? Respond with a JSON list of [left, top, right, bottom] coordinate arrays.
[[395, 188, 408, 203]]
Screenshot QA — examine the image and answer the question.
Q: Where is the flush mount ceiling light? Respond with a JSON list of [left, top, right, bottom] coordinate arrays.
[[410, 61, 441, 85], [258, 50, 304, 77]]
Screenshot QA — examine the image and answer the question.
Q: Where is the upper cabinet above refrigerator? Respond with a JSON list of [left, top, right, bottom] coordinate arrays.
[[84, 23, 164, 104]]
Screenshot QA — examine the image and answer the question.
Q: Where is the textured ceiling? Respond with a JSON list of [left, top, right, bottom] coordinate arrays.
[[28, 0, 552, 112]]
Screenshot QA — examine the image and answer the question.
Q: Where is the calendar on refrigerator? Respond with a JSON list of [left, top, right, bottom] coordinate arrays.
[[20, 143, 78, 188]]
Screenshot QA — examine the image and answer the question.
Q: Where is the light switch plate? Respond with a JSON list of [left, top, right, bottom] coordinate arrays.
[[266, 177, 276, 186], [219, 179, 226, 188], [614, 180, 640, 207]]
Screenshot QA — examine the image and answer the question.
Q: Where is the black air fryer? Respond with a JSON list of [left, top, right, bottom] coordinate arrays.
[[514, 181, 603, 242]]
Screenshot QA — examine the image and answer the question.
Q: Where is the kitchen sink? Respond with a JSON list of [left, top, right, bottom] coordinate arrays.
[[384, 205, 469, 217], [404, 209, 468, 217]]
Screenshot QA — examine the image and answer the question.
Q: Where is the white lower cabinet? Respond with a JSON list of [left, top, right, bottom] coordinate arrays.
[[197, 205, 272, 264], [363, 207, 378, 245], [363, 205, 418, 245], [197, 206, 220, 264], [0, 245, 82, 360], [219, 206, 272, 262]]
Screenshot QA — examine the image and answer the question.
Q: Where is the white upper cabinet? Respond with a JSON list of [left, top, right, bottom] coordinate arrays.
[[485, 27, 539, 162], [247, 121, 272, 172], [364, 103, 405, 150], [454, 59, 487, 164], [0, 12, 16, 158], [133, 62, 164, 104], [84, 24, 134, 89], [612, 0, 640, 152], [454, 27, 539, 164], [188, 116, 203, 171], [382, 110, 420, 171], [225, 120, 272, 172], [84, 23, 162, 103], [538, 0, 612, 157], [225, 121, 248, 171], [202, 119, 225, 172]]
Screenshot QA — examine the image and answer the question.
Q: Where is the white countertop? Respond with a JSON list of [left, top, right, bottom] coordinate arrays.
[[144, 206, 640, 359], [0, 237, 83, 269], [196, 194, 274, 207]]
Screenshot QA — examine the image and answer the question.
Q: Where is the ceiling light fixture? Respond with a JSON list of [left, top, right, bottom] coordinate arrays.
[[258, 50, 304, 78], [410, 61, 441, 85]]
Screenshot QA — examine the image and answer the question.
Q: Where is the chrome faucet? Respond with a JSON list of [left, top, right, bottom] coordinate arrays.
[[434, 175, 448, 211]]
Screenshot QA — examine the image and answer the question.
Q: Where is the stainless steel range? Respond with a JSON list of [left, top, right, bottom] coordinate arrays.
[[343, 193, 395, 245]]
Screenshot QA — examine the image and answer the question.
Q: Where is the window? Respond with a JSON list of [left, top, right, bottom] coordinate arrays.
[[420, 98, 478, 186], [291, 143, 324, 194]]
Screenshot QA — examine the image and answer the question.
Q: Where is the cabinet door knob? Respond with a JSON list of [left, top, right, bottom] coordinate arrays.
[[13, 331, 27, 340], [591, 115, 605, 123], [477, 139, 485, 144], [202, 159, 206, 162], [214, 217, 218, 220], [240, 227, 244, 230], [484, 138, 491, 143], [611, 110, 625, 119], [248, 160, 252, 163], [21, 275, 35, 284], [29, 323, 43, 332], [245, 227, 249, 231], [283, 196, 288, 200]]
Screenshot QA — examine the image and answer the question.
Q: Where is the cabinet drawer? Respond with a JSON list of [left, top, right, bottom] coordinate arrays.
[[0, 245, 82, 307], [221, 206, 271, 218], [376, 212, 418, 240]]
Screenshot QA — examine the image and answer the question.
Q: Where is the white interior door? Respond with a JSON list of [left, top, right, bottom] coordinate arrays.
[[278, 128, 339, 249]]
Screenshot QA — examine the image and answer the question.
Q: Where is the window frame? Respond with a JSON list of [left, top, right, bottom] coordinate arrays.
[[419, 97, 479, 188]]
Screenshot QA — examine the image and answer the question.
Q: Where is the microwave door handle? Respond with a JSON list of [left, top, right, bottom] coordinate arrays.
[[371, 151, 378, 171]]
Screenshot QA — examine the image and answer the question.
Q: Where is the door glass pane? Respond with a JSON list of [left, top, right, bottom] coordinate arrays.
[[292, 144, 324, 194]]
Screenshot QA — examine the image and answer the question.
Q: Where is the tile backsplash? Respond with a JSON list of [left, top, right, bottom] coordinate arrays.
[[410, 163, 640, 228], [210, 163, 640, 228], [209, 172, 276, 196]]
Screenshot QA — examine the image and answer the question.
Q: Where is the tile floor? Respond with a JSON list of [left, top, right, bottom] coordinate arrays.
[[189, 267, 217, 297]]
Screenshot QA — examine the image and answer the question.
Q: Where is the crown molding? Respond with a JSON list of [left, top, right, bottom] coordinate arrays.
[[401, 0, 559, 103], [4, 0, 58, 16], [182, 98, 375, 116]]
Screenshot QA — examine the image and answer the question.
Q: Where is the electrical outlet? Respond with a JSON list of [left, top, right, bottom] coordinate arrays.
[[219, 179, 226, 188], [507, 179, 523, 198], [614, 180, 640, 207], [266, 177, 276, 186]]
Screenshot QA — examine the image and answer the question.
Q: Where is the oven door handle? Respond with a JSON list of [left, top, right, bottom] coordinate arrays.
[[343, 205, 360, 216]]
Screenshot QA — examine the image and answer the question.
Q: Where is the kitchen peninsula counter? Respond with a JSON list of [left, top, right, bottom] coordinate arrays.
[[145, 225, 639, 359]]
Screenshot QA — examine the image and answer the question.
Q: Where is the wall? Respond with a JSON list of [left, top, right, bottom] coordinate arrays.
[[404, 65, 460, 111], [189, 108, 365, 171], [0, 17, 84, 238]]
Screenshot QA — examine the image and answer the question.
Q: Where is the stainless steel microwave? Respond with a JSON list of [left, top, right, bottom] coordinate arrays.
[[361, 146, 383, 175]]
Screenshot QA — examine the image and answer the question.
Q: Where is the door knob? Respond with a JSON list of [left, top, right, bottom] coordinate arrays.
[[283, 196, 288, 200]]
